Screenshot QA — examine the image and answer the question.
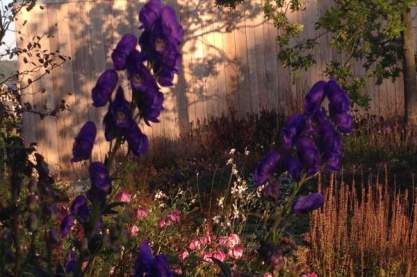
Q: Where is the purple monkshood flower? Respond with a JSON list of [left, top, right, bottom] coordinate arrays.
[[139, 0, 164, 30], [325, 80, 350, 115], [126, 121, 149, 156], [316, 111, 343, 170], [304, 80, 327, 115], [71, 121, 97, 162], [70, 195, 90, 223], [333, 112, 353, 133], [133, 84, 164, 125], [92, 69, 118, 107], [89, 162, 112, 193], [293, 192, 324, 214], [104, 87, 133, 141], [254, 150, 280, 186], [134, 240, 173, 277], [282, 155, 302, 181], [126, 49, 158, 92], [112, 34, 138, 70], [297, 137, 320, 176], [60, 214, 74, 237], [138, 0, 183, 87], [64, 250, 77, 273], [281, 114, 306, 149]]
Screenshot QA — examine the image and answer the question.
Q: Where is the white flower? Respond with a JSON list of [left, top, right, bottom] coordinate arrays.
[[226, 158, 234, 165], [244, 148, 250, 156], [229, 148, 236, 155], [217, 197, 225, 208]]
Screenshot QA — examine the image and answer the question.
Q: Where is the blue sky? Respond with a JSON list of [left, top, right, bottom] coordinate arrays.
[[1, 0, 17, 60]]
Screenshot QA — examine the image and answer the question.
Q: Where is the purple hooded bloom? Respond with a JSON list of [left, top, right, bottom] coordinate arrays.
[[304, 80, 326, 115], [126, 49, 157, 92], [297, 137, 320, 176], [89, 162, 112, 193], [254, 150, 280, 186], [133, 85, 164, 125], [139, 0, 164, 30], [104, 87, 133, 141], [316, 112, 343, 171], [64, 250, 77, 273], [282, 155, 302, 181], [293, 192, 324, 214], [70, 195, 90, 223], [92, 69, 118, 107], [112, 34, 138, 70], [325, 80, 350, 115], [134, 240, 173, 277], [333, 112, 353, 133], [71, 121, 97, 162], [126, 122, 149, 156], [281, 114, 306, 149], [60, 214, 74, 237]]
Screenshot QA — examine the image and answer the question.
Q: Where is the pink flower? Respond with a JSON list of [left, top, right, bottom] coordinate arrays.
[[227, 233, 241, 248], [263, 273, 273, 277], [188, 239, 201, 251], [202, 252, 213, 262], [218, 236, 228, 246], [159, 218, 168, 228], [130, 225, 139, 236], [211, 250, 226, 262], [302, 273, 318, 277], [116, 191, 131, 203], [167, 210, 181, 223], [228, 245, 243, 259], [179, 250, 189, 261], [199, 233, 212, 246], [135, 208, 149, 220]]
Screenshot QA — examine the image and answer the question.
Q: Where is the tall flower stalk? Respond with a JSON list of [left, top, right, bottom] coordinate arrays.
[[63, 0, 183, 275], [254, 80, 353, 244]]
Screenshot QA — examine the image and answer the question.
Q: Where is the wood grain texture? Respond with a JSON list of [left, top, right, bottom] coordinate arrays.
[[17, 0, 417, 171]]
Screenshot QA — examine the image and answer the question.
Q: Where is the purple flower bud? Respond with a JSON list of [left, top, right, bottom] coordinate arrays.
[[293, 192, 324, 214], [325, 80, 350, 115], [92, 69, 118, 107], [159, 6, 184, 44], [112, 34, 138, 70], [71, 121, 96, 162], [254, 150, 280, 186], [296, 137, 320, 176], [152, 255, 173, 277], [60, 214, 74, 237], [126, 122, 149, 156], [139, 0, 164, 30], [304, 80, 326, 115], [89, 162, 112, 193]]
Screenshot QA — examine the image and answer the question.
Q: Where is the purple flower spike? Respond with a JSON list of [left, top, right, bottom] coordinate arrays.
[[304, 80, 326, 115], [70, 195, 90, 223], [293, 192, 324, 214], [112, 34, 138, 70], [126, 122, 149, 156], [254, 150, 280, 186], [89, 162, 112, 193], [325, 80, 350, 115], [71, 121, 96, 162], [297, 137, 320, 176], [92, 69, 118, 107], [139, 0, 164, 30], [134, 86, 164, 125], [60, 214, 74, 237]]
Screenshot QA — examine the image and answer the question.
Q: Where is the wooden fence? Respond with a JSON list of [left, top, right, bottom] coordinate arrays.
[[17, 0, 417, 172]]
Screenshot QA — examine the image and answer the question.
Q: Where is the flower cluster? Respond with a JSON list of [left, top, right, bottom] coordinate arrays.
[[62, 0, 183, 274], [182, 232, 244, 263], [134, 240, 173, 276], [254, 80, 352, 213]]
